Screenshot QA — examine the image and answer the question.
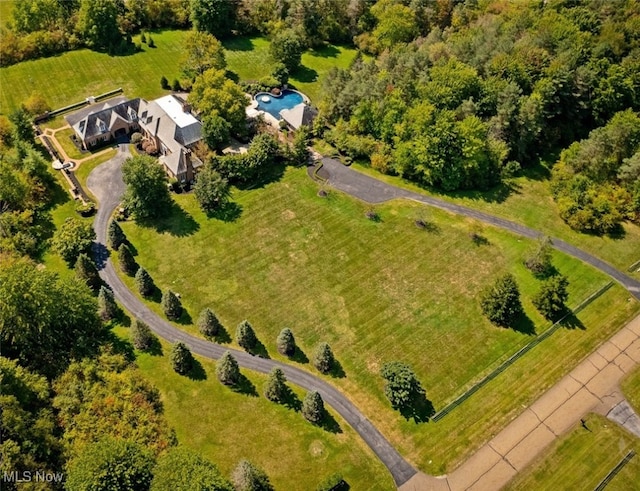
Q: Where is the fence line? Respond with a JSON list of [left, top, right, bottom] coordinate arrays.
[[593, 450, 636, 491]]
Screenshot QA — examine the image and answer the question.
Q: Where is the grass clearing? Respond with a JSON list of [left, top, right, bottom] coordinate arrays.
[[54, 127, 87, 160], [622, 365, 640, 416], [0, 29, 188, 114], [505, 414, 640, 490], [118, 165, 639, 472], [128, 331, 395, 490], [351, 162, 640, 272]]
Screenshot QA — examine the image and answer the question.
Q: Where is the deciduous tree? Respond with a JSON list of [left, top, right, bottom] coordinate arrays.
[[181, 30, 226, 80], [194, 165, 230, 212], [52, 217, 95, 267], [480, 273, 523, 327], [122, 155, 171, 220], [269, 28, 303, 72], [150, 447, 233, 491], [190, 0, 235, 38], [532, 275, 570, 321]]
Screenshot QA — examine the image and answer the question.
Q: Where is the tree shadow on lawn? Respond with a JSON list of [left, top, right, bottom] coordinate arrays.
[[185, 357, 207, 381], [398, 394, 436, 424], [511, 312, 536, 336], [329, 359, 346, 379], [222, 36, 255, 52], [292, 65, 318, 83], [103, 330, 136, 362], [280, 386, 303, 412], [138, 202, 199, 237], [235, 161, 287, 191], [308, 45, 340, 58], [145, 335, 164, 357], [174, 308, 193, 326], [207, 201, 243, 222], [92, 242, 110, 270], [318, 410, 342, 434], [289, 346, 309, 364], [560, 312, 586, 331], [430, 179, 521, 205], [248, 339, 270, 359], [233, 374, 258, 397]]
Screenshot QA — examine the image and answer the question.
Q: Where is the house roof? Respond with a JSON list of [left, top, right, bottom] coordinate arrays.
[[69, 98, 141, 141], [65, 96, 129, 127], [160, 148, 187, 177], [138, 95, 202, 151], [279, 103, 317, 130]]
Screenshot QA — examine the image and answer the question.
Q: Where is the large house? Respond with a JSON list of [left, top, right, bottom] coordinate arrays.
[[66, 94, 204, 182]]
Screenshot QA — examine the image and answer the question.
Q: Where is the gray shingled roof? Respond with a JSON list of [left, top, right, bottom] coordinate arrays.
[[280, 103, 318, 130], [70, 98, 141, 141]]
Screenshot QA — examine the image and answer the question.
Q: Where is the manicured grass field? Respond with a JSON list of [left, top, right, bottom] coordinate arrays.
[[129, 332, 394, 490], [622, 364, 640, 416], [224, 36, 359, 102], [505, 414, 640, 490], [0, 0, 15, 30], [54, 127, 87, 160], [1, 31, 357, 114], [118, 165, 640, 472], [351, 162, 640, 273], [0, 30, 188, 114]]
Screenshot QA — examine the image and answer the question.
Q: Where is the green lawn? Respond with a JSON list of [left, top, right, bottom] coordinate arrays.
[[622, 364, 640, 417], [505, 414, 640, 490], [0, 0, 15, 30], [0, 29, 188, 114], [118, 165, 640, 472], [1, 32, 357, 114], [224, 37, 359, 102], [54, 127, 87, 160], [351, 162, 640, 273], [129, 331, 394, 490]]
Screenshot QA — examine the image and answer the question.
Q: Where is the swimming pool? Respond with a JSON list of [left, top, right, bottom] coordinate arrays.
[[255, 90, 304, 119]]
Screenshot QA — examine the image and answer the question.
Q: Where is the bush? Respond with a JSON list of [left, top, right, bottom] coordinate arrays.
[[148, 36, 155, 48], [135, 267, 155, 297], [480, 273, 523, 327], [236, 320, 257, 352], [525, 236, 553, 277], [216, 351, 239, 385], [170, 342, 193, 375], [162, 290, 182, 321], [302, 390, 325, 424], [197, 308, 222, 337], [160, 75, 169, 89], [131, 320, 155, 351], [172, 79, 181, 91], [75, 201, 96, 217], [117, 243, 138, 275], [276, 328, 295, 356], [312, 342, 334, 374], [532, 275, 570, 321]]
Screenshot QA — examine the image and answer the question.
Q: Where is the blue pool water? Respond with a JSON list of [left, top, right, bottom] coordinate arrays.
[[255, 90, 304, 119]]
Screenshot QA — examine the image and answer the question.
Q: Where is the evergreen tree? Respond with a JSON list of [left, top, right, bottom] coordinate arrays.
[[216, 351, 239, 385], [197, 308, 221, 337], [131, 319, 155, 351], [162, 290, 182, 321], [160, 75, 169, 89], [97, 286, 118, 321], [231, 459, 273, 491], [150, 447, 233, 491], [312, 342, 335, 374], [263, 367, 287, 402], [480, 274, 523, 327], [74, 253, 101, 291], [236, 320, 257, 352], [302, 390, 325, 424], [118, 243, 137, 275], [170, 342, 193, 375], [107, 220, 126, 250], [533, 275, 570, 321], [276, 328, 295, 356], [380, 361, 425, 410], [135, 267, 154, 297]]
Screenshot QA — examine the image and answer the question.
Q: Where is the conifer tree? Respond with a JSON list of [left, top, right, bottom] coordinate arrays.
[[118, 243, 137, 275], [302, 390, 325, 424], [97, 286, 118, 321], [170, 342, 193, 375], [276, 328, 295, 356], [107, 220, 126, 250], [162, 290, 182, 321], [216, 351, 239, 385], [197, 308, 221, 337], [236, 320, 257, 352], [312, 342, 335, 374], [75, 253, 101, 291], [135, 267, 154, 297], [264, 367, 287, 402], [131, 319, 155, 351]]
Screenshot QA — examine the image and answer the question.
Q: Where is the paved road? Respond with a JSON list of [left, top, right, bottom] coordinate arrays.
[[319, 158, 640, 300], [87, 147, 417, 488]]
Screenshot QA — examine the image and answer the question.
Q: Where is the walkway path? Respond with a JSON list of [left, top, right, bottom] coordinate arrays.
[[318, 158, 640, 300], [87, 147, 417, 488], [399, 313, 640, 491]]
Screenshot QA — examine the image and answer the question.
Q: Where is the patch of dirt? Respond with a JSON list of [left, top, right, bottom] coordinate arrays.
[[308, 440, 326, 458], [281, 209, 296, 221]]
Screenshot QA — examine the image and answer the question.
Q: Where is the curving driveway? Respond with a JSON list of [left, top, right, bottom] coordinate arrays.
[[88, 145, 417, 488], [319, 157, 640, 300]]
